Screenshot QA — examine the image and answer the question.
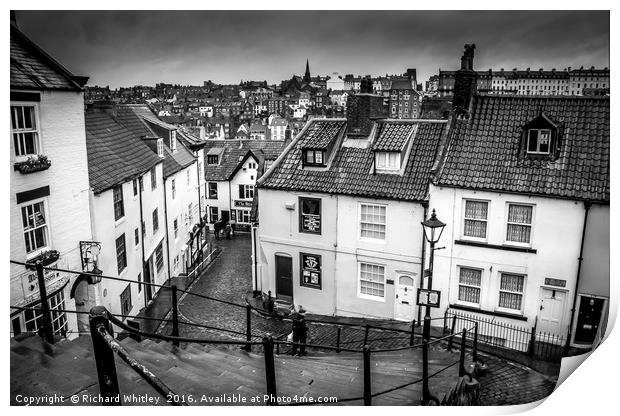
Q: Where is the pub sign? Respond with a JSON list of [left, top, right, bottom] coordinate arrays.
[[300, 253, 321, 289]]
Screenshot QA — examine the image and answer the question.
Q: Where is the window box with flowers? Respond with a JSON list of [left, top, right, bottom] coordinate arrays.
[[14, 155, 51, 174], [26, 249, 60, 268]]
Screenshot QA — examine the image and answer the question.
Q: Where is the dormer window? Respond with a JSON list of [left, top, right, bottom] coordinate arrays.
[[522, 112, 559, 158], [303, 149, 325, 167], [375, 151, 400, 171], [207, 155, 219, 165], [157, 139, 164, 158], [527, 129, 551, 154]]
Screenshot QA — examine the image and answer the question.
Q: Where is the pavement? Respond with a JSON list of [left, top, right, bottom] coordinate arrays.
[[156, 233, 559, 405]]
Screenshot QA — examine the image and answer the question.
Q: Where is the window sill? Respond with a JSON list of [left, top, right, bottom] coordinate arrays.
[[358, 293, 386, 303], [449, 304, 528, 321], [115, 217, 127, 228], [454, 239, 537, 254]]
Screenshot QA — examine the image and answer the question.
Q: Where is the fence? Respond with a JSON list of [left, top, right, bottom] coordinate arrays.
[[445, 309, 565, 362], [10, 259, 482, 406]]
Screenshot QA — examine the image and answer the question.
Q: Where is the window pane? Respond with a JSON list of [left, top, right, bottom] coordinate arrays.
[[315, 151, 323, 164], [458, 286, 480, 303], [464, 220, 486, 238], [459, 268, 481, 286], [508, 205, 532, 224], [465, 201, 487, 219], [528, 130, 538, 152]]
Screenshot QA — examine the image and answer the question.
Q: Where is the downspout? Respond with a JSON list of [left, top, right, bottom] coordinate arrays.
[[333, 194, 339, 316], [252, 224, 259, 296], [565, 200, 591, 351], [163, 177, 172, 284], [196, 158, 203, 221], [138, 175, 147, 309], [418, 203, 428, 324]]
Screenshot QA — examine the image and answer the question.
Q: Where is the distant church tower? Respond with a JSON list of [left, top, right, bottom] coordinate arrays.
[[303, 59, 311, 83]]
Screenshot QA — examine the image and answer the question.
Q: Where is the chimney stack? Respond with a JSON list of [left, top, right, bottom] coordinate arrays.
[[452, 44, 477, 115], [346, 76, 387, 137]]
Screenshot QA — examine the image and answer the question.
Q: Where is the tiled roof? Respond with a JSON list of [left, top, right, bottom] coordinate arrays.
[[203, 140, 288, 181], [435, 94, 610, 203], [10, 24, 85, 91], [114, 105, 197, 179], [85, 110, 162, 194], [259, 119, 447, 202], [372, 122, 415, 151], [301, 121, 346, 149], [390, 79, 414, 90]]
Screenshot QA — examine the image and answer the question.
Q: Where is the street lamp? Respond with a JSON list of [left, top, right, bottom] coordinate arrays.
[[420, 209, 446, 342]]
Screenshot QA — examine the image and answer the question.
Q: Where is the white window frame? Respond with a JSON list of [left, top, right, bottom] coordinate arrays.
[[456, 266, 483, 307], [358, 262, 386, 302], [462, 199, 489, 241], [11, 103, 42, 160], [359, 203, 387, 241], [497, 272, 526, 314], [21, 198, 51, 259], [375, 152, 400, 171], [157, 138, 164, 157], [208, 182, 218, 199], [237, 209, 251, 224], [170, 131, 177, 152], [242, 185, 255, 199], [527, 128, 552, 154], [505, 203, 534, 246]]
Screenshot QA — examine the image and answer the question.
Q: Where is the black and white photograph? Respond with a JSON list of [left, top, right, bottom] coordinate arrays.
[[6, 4, 614, 410]]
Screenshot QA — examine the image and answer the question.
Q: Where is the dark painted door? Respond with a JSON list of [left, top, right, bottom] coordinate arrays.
[[275, 255, 293, 301], [144, 257, 153, 303], [574, 296, 605, 344], [221, 210, 230, 223]]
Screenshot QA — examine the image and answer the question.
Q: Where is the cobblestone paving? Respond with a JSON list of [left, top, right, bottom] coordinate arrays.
[[161, 233, 558, 405]]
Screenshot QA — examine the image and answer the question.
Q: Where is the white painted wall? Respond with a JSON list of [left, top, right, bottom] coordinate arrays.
[[428, 184, 584, 336], [229, 155, 259, 225], [10, 90, 93, 336], [257, 188, 425, 319]]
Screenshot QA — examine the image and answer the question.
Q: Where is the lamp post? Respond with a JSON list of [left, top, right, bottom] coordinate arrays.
[[421, 209, 446, 342]]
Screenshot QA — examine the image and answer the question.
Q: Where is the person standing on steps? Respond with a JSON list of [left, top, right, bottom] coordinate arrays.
[[291, 306, 308, 356]]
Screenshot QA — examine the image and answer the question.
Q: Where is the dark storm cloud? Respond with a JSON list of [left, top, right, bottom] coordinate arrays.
[[14, 10, 609, 87]]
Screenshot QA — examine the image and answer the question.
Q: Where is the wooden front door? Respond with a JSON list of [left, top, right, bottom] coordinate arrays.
[[394, 275, 415, 321], [275, 255, 293, 301], [538, 288, 566, 335], [574, 296, 605, 344]]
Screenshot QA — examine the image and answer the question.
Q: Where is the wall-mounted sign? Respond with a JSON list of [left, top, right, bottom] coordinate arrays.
[[544, 278, 566, 288], [299, 197, 321, 234], [300, 253, 321, 289], [234, 200, 253, 208], [416, 288, 441, 308], [21, 264, 58, 298]]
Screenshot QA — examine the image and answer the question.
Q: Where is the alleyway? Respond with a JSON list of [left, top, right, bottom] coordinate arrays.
[[160, 233, 558, 405]]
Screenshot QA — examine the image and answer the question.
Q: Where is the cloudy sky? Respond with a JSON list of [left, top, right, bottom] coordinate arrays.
[[14, 10, 609, 88]]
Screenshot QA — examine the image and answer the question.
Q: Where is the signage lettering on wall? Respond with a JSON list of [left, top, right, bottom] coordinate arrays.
[[300, 253, 321, 289], [234, 200, 253, 208], [544, 278, 567, 288]]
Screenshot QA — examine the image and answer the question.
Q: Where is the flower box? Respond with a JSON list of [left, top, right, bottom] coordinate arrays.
[[14, 155, 52, 174], [26, 249, 60, 268]]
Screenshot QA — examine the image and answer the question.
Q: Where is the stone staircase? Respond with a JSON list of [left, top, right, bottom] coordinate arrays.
[[11, 333, 467, 406]]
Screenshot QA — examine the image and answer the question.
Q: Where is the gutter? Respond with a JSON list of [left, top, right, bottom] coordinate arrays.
[[565, 200, 592, 350]]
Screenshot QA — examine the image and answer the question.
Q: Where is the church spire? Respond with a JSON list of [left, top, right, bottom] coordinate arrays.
[[303, 59, 311, 83]]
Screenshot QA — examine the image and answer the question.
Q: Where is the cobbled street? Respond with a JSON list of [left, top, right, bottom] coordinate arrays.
[[160, 233, 558, 405]]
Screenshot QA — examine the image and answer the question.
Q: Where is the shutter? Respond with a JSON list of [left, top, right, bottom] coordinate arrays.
[[239, 184, 244, 198]]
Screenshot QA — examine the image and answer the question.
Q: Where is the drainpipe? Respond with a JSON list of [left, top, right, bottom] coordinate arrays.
[[138, 175, 147, 309], [252, 225, 259, 296], [565, 200, 591, 353], [418, 203, 428, 324], [163, 177, 172, 285]]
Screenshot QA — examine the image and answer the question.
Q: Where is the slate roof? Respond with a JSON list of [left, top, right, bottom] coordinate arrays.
[[113, 105, 197, 179], [259, 119, 448, 202], [301, 121, 346, 149], [372, 122, 416, 151], [11, 24, 86, 91], [203, 140, 288, 182], [435, 94, 610, 203], [390, 79, 414, 90], [85, 109, 162, 194]]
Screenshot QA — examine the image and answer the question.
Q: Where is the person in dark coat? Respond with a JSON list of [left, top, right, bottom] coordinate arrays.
[[291, 306, 308, 356]]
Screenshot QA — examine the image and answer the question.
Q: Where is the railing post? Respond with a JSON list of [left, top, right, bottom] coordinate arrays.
[[245, 304, 252, 352], [267, 290, 273, 314], [364, 324, 370, 346], [363, 345, 372, 406], [423, 315, 431, 343], [459, 329, 467, 377], [447, 315, 457, 351], [443, 310, 448, 334], [35, 261, 55, 344], [473, 322, 479, 363], [336, 327, 341, 353], [262, 335, 277, 406], [528, 318, 537, 357], [422, 340, 430, 405], [171, 285, 179, 346], [409, 319, 416, 346], [89, 306, 120, 404]]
